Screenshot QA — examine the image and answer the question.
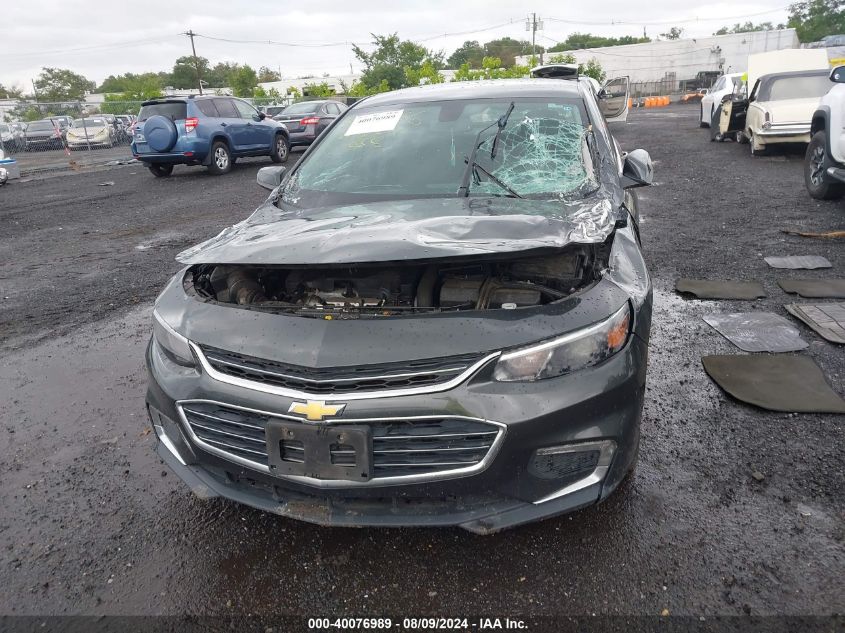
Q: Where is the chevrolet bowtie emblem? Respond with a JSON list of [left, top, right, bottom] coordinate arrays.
[[288, 400, 346, 421]]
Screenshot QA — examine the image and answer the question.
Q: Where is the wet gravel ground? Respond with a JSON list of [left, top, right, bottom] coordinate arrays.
[[0, 108, 843, 619]]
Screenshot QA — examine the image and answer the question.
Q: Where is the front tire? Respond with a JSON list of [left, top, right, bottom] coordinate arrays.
[[805, 131, 845, 200], [270, 134, 290, 163], [147, 164, 174, 178], [208, 141, 232, 175]]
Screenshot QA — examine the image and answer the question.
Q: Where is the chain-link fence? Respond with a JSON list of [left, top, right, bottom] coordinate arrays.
[[0, 97, 302, 159]]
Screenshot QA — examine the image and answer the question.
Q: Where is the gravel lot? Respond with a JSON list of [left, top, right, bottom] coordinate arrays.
[[0, 107, 842, 621]]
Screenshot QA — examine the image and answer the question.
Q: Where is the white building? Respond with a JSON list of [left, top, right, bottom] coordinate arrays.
[[517, 29, 800, 87]]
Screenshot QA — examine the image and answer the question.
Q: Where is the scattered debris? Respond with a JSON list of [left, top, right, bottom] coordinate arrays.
[[780, 229, 845, 239], [98, 181, 115, 187], [676, 278, 766, 300], [785, 303, 845, 344], [751, 471, 765, 482], [778, 279, 845, 299], [763, 255, 832, 270], [703, 312, 807, 352]]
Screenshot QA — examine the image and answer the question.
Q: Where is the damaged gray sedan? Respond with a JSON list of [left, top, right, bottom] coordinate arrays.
[[146, 79, 653, 533]]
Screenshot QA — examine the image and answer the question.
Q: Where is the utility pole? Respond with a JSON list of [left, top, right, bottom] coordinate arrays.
[[526, 13, 543, 63], [184, 29, 203, 95]]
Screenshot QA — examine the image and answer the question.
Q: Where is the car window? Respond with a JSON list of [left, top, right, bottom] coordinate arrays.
[[765, 74, 832, 101], [26, 121, 56, 131], [280, 97, 594, 207], [281, 102, 321, 116], [213, 99, 239, 118], [712, 77, 725, 92], [138, 102, 187, 122], [233, 100, 258, 119], [195, 100, 220, 118], [327, 103, 340, 115]]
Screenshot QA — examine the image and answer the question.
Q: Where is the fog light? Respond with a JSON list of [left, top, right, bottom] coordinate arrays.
[[530, 440, 617, 504]]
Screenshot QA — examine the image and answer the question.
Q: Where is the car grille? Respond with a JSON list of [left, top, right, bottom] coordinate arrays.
[[179, 401, 502, 479], [198, 345, 489, 395]]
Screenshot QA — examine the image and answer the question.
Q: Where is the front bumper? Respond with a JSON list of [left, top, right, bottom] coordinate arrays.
[[146, 325, 648, 533]]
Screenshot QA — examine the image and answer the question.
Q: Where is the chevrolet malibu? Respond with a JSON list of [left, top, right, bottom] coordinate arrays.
[[146, 79, 654, 533]]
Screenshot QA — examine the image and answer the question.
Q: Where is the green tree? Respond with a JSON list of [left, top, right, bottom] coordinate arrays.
[[352, 33, 444, 92], [0, 84, 24, 99], [446, 40, 486, 68], [483, 37, 541, 67], [453, 56, 531, 81], [788, 0, 845, 42], [303, 82, 336, 97], [548, 33, 650, 51], [548, 54, 606, 82], [99, 74, 164, 101], [33, 67, 95, 101], [660, 27, 684, 40], [170, 55, 210, 89], [229, 65, 259, 97], [404, 60, 445, 86], [287, 86, 302, 99], [714, 21, 776, 35], [258, 66, 281, 82]]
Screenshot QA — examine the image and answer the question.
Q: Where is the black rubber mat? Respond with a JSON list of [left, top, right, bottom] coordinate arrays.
[[676, 278, 766, 300], [785, 303, 845, 344], [702, 355, 845, 413], [778, 279, 845, 298], [703, 312, 808, 352], [764, 255, 832, 270]]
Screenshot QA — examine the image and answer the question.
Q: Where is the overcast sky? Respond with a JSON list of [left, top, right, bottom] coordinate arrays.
[[3, 0, 791, 89]]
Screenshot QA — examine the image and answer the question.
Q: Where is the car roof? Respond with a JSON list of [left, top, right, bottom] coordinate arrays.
[[758, 69, 829, 82], [360, 79, 583, 107]]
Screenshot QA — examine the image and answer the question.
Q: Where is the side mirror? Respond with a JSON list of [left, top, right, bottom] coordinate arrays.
[[257, 112, 266, 121], [620, 149, 653, 189], [257, 165, 287, 191], [830, 65, 845, 83]]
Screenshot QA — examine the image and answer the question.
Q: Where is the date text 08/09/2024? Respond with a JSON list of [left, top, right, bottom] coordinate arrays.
[[308, 618, 528, 630]]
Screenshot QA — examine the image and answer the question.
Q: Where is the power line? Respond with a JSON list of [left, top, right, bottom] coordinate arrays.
[[4, 35, 181, 60], [545, 5, 790, 27]]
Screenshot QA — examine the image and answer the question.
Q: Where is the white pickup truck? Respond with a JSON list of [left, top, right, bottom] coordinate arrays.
[[806, 65, 845, 200]]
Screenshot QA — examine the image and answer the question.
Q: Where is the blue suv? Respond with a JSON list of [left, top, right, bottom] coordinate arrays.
[[132, 96, 290, 177]]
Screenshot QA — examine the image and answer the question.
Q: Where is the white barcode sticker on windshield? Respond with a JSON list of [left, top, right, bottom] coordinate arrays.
[[345, 110, 403, 136]]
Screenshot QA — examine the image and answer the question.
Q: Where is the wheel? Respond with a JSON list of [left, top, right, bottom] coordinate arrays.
[[736, 131, 749, 145], [147, 163, 174, 178], [208, 141, 232, 175], [270, 134, 290, 163], [699, 104, 709, 128], [749, 131, 767, 156], [805, 131, 845, 200], [709, 107, 723, 142]]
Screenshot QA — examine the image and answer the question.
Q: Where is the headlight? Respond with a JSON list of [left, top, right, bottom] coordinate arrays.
[[152, 309, 195, 366], [493, 304, 631, 382]]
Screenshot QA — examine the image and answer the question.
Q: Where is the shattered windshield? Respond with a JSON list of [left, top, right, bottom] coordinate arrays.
[[279, 97, 596, 208]]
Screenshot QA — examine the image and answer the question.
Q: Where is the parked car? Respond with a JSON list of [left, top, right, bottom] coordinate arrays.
[[699, 73, 744, 127], [146, 79, 654, 533], [805, 64, 845, 200], [132, 95, 290, 177], [23, 119, 65, 150], [114, 114, 134, 142], [0, 148, 7, 186], [261, 104, 288, 118], [273, 99, 348, 148], [66, 117, 116, 149], [0, 123, 22, 152]]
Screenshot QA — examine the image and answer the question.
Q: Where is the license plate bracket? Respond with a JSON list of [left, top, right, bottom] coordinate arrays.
[[265, 421, 372, 481]]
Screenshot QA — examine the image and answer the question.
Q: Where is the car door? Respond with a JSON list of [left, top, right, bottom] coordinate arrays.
[[213, 98, 248, 152], [721, 80, 755, 136], [233, 99, 273, 152], [599, 77, 630, 123]]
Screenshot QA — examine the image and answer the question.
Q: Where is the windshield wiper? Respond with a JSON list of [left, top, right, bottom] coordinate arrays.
[[456, 101, 515, 198], [471, 163, 523, 198]]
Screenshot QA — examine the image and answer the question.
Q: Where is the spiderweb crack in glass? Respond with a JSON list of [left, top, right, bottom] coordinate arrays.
[[474, 117, 595, 198]]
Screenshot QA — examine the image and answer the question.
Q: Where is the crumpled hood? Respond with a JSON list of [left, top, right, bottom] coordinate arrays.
[[177, 195, 618, 265]]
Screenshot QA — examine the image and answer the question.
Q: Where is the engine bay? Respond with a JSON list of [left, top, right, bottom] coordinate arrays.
[[188, 242, 611, 317]]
